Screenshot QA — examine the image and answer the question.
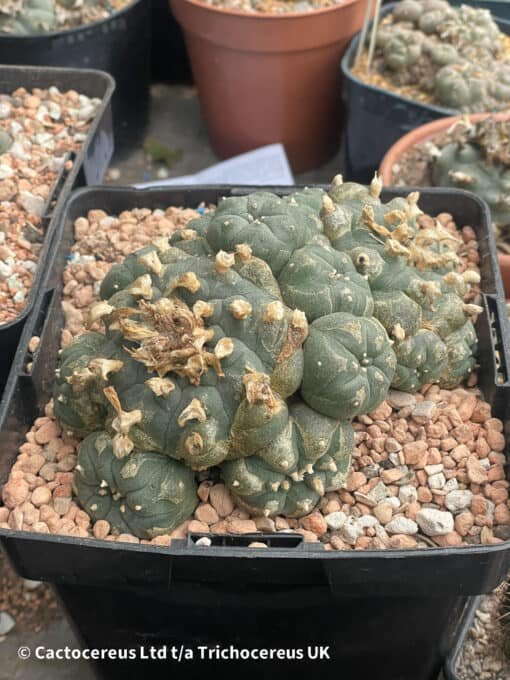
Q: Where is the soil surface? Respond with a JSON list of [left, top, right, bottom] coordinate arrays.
[[200, 0, 343, 13], [457, 583, 510, 680]]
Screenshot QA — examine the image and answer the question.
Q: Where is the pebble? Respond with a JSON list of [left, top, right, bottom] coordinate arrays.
[[227, 519, 257, 534], [467, 455, 489, 484], [209, 484, 235, 518], [416, 509, 455, 536], [389, 534, 418, 549], [374, 502, 393, 524], [425, 464, 444, 475], [93, 520, 110, 539], [34, 421, 60, 445], [381, 468, 405, 484], [301, 513, 327, 536], [387, 390, 416, 409], [31, 486, 51, 507], [345, 471, 367, 491], [412, 401, 437, 423], [398, 485, 418, 504], [455, 511, 475, 537], [385, 517, 418, 535], [428, 472, 446, 490], [0, 612, 15, 636], [2, 478, 29, 508], [195, 536, 212, 547], [195, 503, 219, 525], [324, 511, 347, 530], [339, 517, 363, 545], [367, 480, 388, 504], [445, 490, 473, 514], [403, 440, 428, 467]]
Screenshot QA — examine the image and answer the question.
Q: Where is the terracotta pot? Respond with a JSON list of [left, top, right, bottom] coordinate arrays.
[[171, 0, 367, 173], [379, 111, 510, 299]]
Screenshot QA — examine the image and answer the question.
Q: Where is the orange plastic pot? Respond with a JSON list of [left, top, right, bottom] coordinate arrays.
[[379, 111, 510, 300], [171, 0, 368, 173]]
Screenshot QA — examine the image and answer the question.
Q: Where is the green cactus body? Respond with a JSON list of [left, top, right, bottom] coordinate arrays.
[[55, 177, 479, 537], [321, 175, 479, 392], [74, 431, 197, 539], [374, 0, 510, 113], [432, 119, 510, 231]]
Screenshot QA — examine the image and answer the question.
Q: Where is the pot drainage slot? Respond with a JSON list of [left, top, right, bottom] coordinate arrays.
[[487, 296, 509, 386], [188, 533, 304, 549]]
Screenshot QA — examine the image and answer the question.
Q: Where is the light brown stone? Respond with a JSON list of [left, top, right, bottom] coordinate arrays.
[[300, 513, 327, 536], [31, 486, 51, 507], [93, 520, 111, 539], [209, 484, 235, 518], [227, 519, 258, 534], [381, 468, 404, 484], [188, 520, 209, 533], [432, 532, 462, 547], [403, 441, 428, 468], [34, 421, 61, 445], [389, 534, 417, 549], [195, 503, 219, 525], [345, 471, 367, 492], [455, 511, 474, 537], [494, 503, 510, 525], [466, 455, 488, 484], [486, 429, 505, 452]]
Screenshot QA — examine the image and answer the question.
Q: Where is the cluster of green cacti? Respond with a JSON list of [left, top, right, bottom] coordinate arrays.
[[53, 177, 480, 538], [0, 0, 115, 34], [376, 0, 510, 112], [431, 118, 510, 232]]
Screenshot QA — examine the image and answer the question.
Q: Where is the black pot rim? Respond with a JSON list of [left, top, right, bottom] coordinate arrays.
[[0, 0, 143, 40]]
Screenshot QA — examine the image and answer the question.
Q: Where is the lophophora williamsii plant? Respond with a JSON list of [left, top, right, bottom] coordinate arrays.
[[376, 0, 510, 112], [431, 117, 510, 238], [0, 0, 122, 34], [53, 177, 481, 539]]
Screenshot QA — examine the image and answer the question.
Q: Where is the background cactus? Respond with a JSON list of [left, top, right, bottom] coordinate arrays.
[[0, 0, 126, 34], [432, 118, 510, 235], [54, 178, 480, 538], [373, 0, 510, 112], [0, 0, 56, 34]]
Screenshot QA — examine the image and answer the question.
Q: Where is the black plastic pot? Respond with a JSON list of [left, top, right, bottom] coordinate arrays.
[[1, 185, 509, 680], [341, 4, 510, 183], [0, 65, 114, 398], [150, 0, 192, 83], [442, 597, 481, 680], [0, 0, 150, 156]]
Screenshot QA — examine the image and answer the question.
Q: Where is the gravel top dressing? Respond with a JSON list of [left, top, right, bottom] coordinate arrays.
[[0, 85, 101, 325], [1, 200, 509, 551], [199, 0, 344, 14]]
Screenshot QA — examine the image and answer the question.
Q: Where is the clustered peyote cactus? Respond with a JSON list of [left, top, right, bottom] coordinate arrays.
[[0, 0, 128, 34], [53, 177, 481, 538], [431, 117, 510, 236], [373, 0, 510, 112]]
